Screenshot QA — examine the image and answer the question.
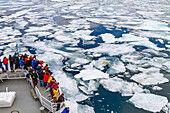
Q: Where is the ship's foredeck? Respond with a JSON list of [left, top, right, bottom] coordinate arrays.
[[0, 79, 48, 113]]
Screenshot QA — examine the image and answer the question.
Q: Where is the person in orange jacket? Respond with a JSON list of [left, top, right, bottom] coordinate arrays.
[[3, 56, 8, 70]]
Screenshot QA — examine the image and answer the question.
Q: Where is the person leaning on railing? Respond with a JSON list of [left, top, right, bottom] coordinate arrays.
[[3, 56, 8, 71], [56, 93, 65, 111], [9, 55, 14, 72], [31, 70, 38, 87], [52, 85, 59, 103]]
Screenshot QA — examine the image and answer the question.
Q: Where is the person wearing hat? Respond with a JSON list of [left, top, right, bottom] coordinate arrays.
[[19, 58, 25, 70], [52, 85, 59, 103], [61, 107, 70, 113], [9, 55, 14, 71], [43, 72, 50, 89], [39, 69, 45, 87], [47, 75, 53, 87], [3, 56, 8, 70], [31, 70, 38, 87], [56, 93, 65, 110], [14, 55, 20, 69]]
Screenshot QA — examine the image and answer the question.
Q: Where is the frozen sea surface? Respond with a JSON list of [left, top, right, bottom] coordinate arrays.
[[0, 0, 169, 113]]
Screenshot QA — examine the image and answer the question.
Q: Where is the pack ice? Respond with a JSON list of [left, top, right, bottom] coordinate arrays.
[[74, 69, 109, 81], [85, 43, 135, 56], [100, 77, 144, 96], [130, 67, 169, 85], [129, 93, 168, 112]]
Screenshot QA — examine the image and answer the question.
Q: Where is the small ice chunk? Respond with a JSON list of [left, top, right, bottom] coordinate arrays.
[[74, 69, 109, 81], [129, 93, 168, 112], [79, 86, 91, 95], [98, 100, 102, 102], [152, 86, 162, 91], [95, 93, 99, 96], [100, 33, 116, 43]]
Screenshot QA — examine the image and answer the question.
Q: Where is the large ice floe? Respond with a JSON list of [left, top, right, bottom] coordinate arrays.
[[100, 77, 144, 96], [118, 20, 170, 31], [74, 69, 109, 81], [85, 43, 135, 56], [130, 67, 169, 85], [129, 93, 168, 112]]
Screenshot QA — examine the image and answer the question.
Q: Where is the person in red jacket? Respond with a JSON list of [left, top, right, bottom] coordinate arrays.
[[39, 61, 44, 67], [44, 64, 48, 70], [3, 56, 8, 70], [43, 72, 50, 89]]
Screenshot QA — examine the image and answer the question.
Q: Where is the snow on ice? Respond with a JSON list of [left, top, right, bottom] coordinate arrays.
[[100, 77, 144, 96], [74, 69, 109, 81], [130, 67, 169, 85], [129, 93, 168, 112]]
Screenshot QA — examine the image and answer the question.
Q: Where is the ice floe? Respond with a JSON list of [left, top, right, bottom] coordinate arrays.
[[131, 67, 169, 85], [72, 30, 94, 40], [0, 27, 22, 36], [78, 104, 95, 113], [100, 33, 116, 43], [79, 86, 92, 95], [107, 57, 126, 74], [129, 93, 168, 112], [74, 69, 109, 81], [24, 41, 71, 57], [118, 20, 170, 31], [85, 43, 135, 56], [0, 8, 36, 22], [86, 18, 118, 25], [79, 79, 99, 95], [100, 77, 144, 96], [126, 63, 138, 72], [15, 18, 28, 29]]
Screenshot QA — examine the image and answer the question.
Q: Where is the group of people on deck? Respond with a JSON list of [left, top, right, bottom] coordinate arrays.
[[0, 54, 69, 113], [0, 54, 36, 72]]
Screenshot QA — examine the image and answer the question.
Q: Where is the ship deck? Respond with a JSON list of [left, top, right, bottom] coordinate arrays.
[[0, 70, 65, 113], [0, 79, 49, 113]]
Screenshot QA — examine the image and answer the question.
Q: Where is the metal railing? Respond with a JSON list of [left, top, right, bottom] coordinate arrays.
[[0, 70, 27, 81], [29, 76, 64, 113]]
